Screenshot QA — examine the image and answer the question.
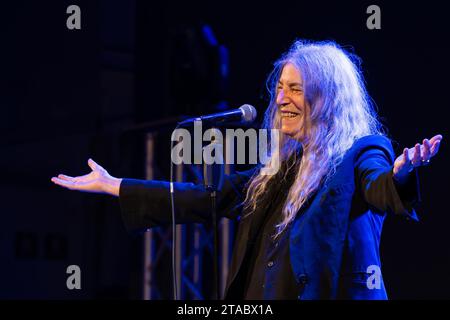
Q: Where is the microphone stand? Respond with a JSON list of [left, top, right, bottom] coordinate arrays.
[[209, 189, 219, 300], [203, 130, 224, 300]]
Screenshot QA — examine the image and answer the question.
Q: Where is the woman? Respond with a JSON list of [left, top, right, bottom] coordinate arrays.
[[52, 40, 442, 299]]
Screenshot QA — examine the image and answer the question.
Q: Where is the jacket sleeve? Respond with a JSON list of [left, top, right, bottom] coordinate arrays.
[[355, 142, 421, 221], [118, 168, 255, 232]]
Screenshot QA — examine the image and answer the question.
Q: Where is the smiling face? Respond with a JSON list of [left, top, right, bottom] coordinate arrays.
[[276, 62, 310, 141]]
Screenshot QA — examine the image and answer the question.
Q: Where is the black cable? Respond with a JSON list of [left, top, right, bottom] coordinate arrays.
[[169, 125, 179, 300], [210, 190, 220, 300]]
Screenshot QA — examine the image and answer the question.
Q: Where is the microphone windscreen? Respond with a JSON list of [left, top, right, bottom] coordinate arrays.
[[239, 104, 257, 123]]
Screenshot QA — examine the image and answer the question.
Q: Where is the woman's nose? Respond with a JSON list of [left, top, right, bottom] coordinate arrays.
[[276, 89, 289, 105]]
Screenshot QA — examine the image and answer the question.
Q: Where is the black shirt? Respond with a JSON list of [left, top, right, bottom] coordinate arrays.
[[242, 159, 305, 299]]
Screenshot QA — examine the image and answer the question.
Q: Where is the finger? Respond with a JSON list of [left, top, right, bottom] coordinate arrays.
[[52, 177, 94, 191], [429, 134, 443, 145], [422, 139, 431, 161], [403, 147, 410, 163], [87, 158, 97, 171], [402, 147, 414, 172], [57, 174, 76, 182], [58, 173, 91, 183], [88, 158, 106, 172], [412, 143, 421, 166], [430, 140, 441, 157], [51, 177, 77, 189]]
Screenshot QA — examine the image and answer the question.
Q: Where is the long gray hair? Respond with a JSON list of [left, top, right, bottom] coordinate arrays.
[[244, 40, 384, 238]]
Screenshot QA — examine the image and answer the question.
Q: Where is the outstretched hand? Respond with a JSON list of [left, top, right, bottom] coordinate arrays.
[[51, 159, 122, 196], [393, 134, 443, 183]]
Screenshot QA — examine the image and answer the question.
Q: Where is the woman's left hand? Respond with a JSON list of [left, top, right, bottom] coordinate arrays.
[[393, 134, 443, 183]]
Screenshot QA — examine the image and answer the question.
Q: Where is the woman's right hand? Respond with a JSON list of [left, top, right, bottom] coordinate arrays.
[[51, 158, 122, 197]]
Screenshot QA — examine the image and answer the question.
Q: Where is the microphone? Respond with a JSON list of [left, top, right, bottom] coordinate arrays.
[[178, 104, 257, 126]]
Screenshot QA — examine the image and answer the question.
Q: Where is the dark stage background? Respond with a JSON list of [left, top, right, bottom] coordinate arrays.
[[1, 0, 449, 299]]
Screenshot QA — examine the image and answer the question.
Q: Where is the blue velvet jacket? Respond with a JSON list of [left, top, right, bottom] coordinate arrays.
[[119, 134, 420, 299]]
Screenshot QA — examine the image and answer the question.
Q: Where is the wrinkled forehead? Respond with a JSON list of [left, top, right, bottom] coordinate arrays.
[[278, 62, 303, 85]]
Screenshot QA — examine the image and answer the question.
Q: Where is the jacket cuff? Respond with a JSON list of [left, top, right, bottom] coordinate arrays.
[[118, 178, 152, 233], [391, 167, 421, 221]]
